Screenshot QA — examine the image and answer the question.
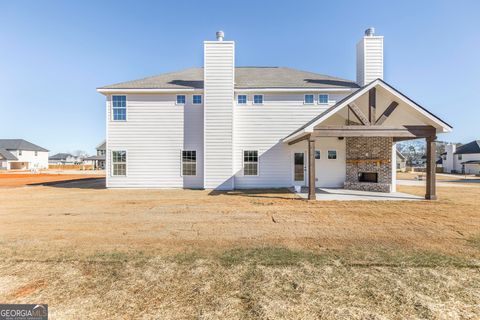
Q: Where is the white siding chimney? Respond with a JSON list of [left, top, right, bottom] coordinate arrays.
[[356, 28, 384, 86], [445, 144, 456, 173], [203, 32, 235, 190]]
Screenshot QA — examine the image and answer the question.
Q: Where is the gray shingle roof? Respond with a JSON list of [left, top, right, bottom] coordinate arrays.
[[0, 139, 48, 152], [99, 67, 359, 90], [49, 153, 73, 160], [454, 140, 480, 155], [0, 148, 17, 160]]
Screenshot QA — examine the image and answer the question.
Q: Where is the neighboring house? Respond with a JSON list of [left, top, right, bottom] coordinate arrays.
[[442, 141, 480, 174], [49, 153, 83, 165], [396, 150, 407, 172], [0, 139, 49, 170], [97, 29, 452, 200], [83, 141, 106, 169]]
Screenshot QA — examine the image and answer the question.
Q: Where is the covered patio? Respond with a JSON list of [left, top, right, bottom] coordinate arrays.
[[284, 79, 452, 200], [294, 187, 422, 201]]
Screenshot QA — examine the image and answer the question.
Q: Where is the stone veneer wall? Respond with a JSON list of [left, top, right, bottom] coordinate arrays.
[[344, 137, 393, 192]]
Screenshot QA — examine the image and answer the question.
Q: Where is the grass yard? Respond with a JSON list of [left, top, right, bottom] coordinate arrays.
[[0, 183, 479, 319]]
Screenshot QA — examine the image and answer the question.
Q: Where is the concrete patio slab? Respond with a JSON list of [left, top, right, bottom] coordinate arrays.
[[293, 187, 423, 201]]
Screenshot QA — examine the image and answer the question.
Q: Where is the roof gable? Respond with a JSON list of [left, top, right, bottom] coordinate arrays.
[[455, 140, 480, 154], [0, 139, 48, 152], [0, 148, 18, 160], [284, 79, 452, 142]]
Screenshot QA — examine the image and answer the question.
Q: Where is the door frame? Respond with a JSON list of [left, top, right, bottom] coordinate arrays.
[[292, 151, 307, 186]]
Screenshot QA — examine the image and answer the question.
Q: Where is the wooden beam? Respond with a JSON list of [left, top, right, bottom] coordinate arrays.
[[308, 138, 316, 200], [375, 101, 398, 125], [313, 125, 437, 138], [288, 134, 310, 145], [425, 135, 437, 200], [369, 87, 376, 124], [348, 103, 370, 126]]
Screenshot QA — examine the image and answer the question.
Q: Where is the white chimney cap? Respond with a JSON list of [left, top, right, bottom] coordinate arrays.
[[365, 27, 375, 36], [216, 30, 224, 41]]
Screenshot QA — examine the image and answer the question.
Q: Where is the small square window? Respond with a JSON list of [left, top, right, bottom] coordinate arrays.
[[193, 95, 202, 104], [176, 95, 186, 105], [253, 95, 263, 105], [328, 150, 337, 160], [319, 94, 329, 104], [304, 94, 314, 104], [237, 95, 247, 104], [315, 150, 320, 159]]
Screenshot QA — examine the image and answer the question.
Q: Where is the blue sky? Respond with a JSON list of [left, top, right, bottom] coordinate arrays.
[[1, 0, 479, 154]]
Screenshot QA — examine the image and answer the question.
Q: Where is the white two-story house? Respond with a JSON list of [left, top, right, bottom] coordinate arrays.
[[442, 141, 480, 174], [0, 139, 49, 170], [98, 29, 452, 200]]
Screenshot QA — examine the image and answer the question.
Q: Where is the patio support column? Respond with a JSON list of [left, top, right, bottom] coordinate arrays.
[[425, 135, 437, 200], [308, 137, 316, 200]]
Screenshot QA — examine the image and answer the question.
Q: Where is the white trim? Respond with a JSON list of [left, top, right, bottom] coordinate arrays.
[[110, 149, 127, 177], [97, 88, 201, 94], [111, 94, 128, 122], [176, 94, 186, 105], [252, 94, 264, 105], [242, 149, 259, 176], [304, 94, 315, 105], [180, 149, 197, 176], [235, 88, 355, 93]]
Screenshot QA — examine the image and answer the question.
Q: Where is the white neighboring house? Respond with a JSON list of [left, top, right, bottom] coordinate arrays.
[[97, 29, 452, 199], [0, 139, 49, 170], [442, 141, 480, 174], [48, 153, 83, 165]]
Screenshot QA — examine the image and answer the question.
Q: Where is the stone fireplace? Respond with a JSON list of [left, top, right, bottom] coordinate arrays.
[[344, 137, 393, 192]]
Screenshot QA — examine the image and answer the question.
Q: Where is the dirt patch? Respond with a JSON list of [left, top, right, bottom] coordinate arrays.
[[0, 173, 104, 188], [10, 280, 46, 299]]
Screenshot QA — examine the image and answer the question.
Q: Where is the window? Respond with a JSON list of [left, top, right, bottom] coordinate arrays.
[[458, 154, 462, 161], [253, 95, 263, 105], [193, 95, 202, 104], [328, 150, 337, 160], [35, 151, 38, 156], [315, 150, 321, 159], [243, 150, 258, 176], [19, 150, 22, 156], [237, 95, 247, 104], [112, 151, 126, 176], [319, 94, 329, 104], [182, 150, 197, 176], [304, 94, 314, 104], [112, 95, 127, 121], [176, 95, 186, 105]]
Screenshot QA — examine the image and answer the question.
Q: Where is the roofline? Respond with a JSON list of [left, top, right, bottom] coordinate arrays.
[[97, 87, 358, 94], [97, 88, 202, 94], [283, 78, 453, 143]]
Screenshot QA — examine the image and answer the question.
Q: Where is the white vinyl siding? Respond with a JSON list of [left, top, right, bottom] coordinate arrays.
[[357, 36, 383, 86], [203, 41, 235, 190], [233, 92, 348, 188]]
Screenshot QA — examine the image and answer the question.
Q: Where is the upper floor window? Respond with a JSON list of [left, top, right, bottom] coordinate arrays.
[[112, 151, 126, 176], [319, 94, 329, 104], [182, 150, 197, 176], [237, 95, 247, 104], [315, 150, 321, 159], [253, 95, 263, 105], [112, 95, 126, 121], [243, 150, 259, 176], [458, 154, 463, 161], [328, 150, 337, 160], [304, 94, 314, 104], [176, 95, 186, 105], [193, 95, 202, 105], [34, 151, 38, 156], [19, 150, 22, 156]]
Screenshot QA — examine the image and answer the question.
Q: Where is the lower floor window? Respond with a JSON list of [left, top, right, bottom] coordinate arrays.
[[182, 150, 196, 176], [328, 150, 337, 160], [112, 151, 126, 176], [244, 150, 258, 176]]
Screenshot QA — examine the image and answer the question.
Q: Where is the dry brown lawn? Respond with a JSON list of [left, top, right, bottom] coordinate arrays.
[[0, 182, 479, 319]]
